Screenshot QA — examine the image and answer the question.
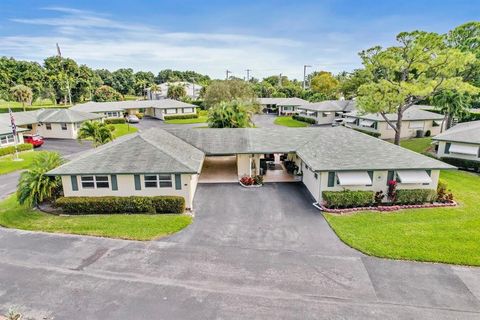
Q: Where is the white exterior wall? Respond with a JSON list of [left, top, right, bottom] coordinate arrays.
[[301, 162, 321, 201], [150, 107, 197, 120], [0, 132, 24, 147], [437, 140, 480, 161], [236, 154, 261, 177], [61, 173, 198, 209], [316, 170, 440, 202], [279, 105, 297, 115], [376, 120, 443, 140], [36, 123, 78, 139], [315, 112, 336, 125]]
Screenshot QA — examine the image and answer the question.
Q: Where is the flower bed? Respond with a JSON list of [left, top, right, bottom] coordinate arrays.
[[319, 201, 457, 215], [239, 175, 263, 188]]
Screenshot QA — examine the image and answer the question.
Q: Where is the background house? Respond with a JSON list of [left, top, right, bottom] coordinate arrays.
[[297, 100, 356, 125], [0, 123, 27, 147], [433, 120, 480, 162], [146, 82, 202, 100], [257, 97, 307, 115]]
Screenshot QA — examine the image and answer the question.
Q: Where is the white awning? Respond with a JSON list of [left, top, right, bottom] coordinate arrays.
[[360, 119, 375, 127], [324, 112, 332, 115], [337, 171, 372, 186], [306, 111, 316, 116], [344, 117, 356, 123], [396, 170, 432, 184], [450, 143, 479, 156]]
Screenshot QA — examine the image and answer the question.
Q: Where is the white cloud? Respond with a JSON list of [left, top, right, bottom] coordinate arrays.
[[2, 6, 362, 79]]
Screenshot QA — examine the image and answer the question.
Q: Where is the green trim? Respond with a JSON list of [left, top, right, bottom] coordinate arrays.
[[70, 175, 78, 191], [175, 174, 182, 190], [111, 175, 118, 191], [327, 172, 335, 187], [134, 175, 141, 190]]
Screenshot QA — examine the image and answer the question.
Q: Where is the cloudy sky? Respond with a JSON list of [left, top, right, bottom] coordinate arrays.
[[0, 0, 478, 79]]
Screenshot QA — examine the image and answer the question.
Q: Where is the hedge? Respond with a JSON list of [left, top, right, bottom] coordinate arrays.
[[56, 196, 185, 215], [441, 157, 480, 172], [352, 127, 382, 138], [460, 111, 480, 122], [0, 143, 33, 156], [322, 190, 375, 209], [164, 113, 199, 120], [292, 114, 316, 124], [395, 189, 436, 205], [104, 117, 126, 124]]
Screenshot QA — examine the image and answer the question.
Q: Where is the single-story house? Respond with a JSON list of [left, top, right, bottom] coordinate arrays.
[[48, 127, 452, 208], [146, 82, 202, 100], [0, 123, 27, 147], [72, 99, 198, 120], [296, 100, 357, 125], [0, 109, 103, 140], [257, 98, 308, 115], [344, 107, 445, 139], [432, 120, 480, 162]]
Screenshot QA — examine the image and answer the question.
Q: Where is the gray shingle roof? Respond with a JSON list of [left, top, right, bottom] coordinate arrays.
[[71, 99, 197, 113], [48, 127, 453, 175], [0, 124, 28, 135], [48, 129, 204, 175], [0, 109, 102, 126], [257, 98, 308, 106], [349, 107, 444, 121], [297, 100, 357, 112], [432, 120, 480, 144]]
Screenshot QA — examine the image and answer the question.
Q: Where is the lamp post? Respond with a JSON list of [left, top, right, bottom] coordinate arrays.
[[303, 65, 312, 90]]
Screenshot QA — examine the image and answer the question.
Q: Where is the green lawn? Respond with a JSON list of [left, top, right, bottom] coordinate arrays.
[[400, 137, 433, 153], [0, 195, 192, 241], [165, 110, 208, 124], [110, 123, 138, 138], [274, 116, 309, 127], [0, 99, 59, 110], [0, 151, 48, 175]]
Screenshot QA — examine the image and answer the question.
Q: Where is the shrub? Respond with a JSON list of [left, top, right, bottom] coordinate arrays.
[[436, 181, 454, 203], [0, 143, 33, 156], [292, 114, 316, 124], [240, 175, 254, 186], [374, 191, 385, 205], [322, 190, 375, 209], [136, 112, 144, 119], [395, 189, 436, 205], [425, 130, 431, 137], [387, 180, 397, 202], [104, 117, 126, 124], [253, 175, 264, 185], [441, 157, 480, 172], [352, 127, 382, 138], [164, 113, 199, 120], [56, 196, 185, 215]]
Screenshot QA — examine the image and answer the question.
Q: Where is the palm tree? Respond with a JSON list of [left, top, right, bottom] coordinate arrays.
[[167, 83, 187, 100], [433, 90, 470, 130], [207, 100, 254, 128], [78, 121, 113, 147], [10, 85, 33, 111], [17, 152, 64, 208]]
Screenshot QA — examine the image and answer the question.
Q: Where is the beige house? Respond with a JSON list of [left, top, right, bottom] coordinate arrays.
[[49, 127, 452, 208], [345, 107, 445, 139], [296, 100, 356, 125], [72, 99, 197, 120], [433, 120, 480, 162], [0, 109, 103, 140], [257, 98, 308, 115]]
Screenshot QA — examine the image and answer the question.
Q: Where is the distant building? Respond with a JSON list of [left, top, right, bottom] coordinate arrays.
[[146, 82, 202, 100]]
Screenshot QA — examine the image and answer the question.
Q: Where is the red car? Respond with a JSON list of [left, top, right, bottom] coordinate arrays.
[[23, 134, 44, 148]]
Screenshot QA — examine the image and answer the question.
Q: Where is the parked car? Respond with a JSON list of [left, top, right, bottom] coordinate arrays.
[[23, 134, 44, 147], [125, 114, 140, 123]]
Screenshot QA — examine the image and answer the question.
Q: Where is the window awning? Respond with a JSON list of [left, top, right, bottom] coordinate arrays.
[[449, 143, 479, 156], [337, 171, 372, 186], [306, 111, 316, 115], [344, 117, 356, 123], [396, 170, 432, 184], [360, 119, 375, 127]]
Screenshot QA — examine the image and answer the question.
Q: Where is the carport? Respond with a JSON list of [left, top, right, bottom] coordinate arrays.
[[199, 156, 238, 183]]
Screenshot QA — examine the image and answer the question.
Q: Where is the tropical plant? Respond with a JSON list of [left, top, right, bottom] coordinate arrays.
[[310, 71, 339, 99], [432, 90, 470, 130], [17, 152, 64, 207], [78, 121, 114, 147], [10, 84, 33, 111], [92, 85, 123, 102], [207, 100, 255, 128], [356, 30, 478, 145], [167, 83, 187, 100]]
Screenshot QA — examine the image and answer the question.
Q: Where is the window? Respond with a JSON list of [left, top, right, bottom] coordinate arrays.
[[81, 175, 109, 189], [27, 124, 33, 130], [46, 123, 52, 130], [327, 172, 336, 187], [61, 123, 67, 130], [106, 111, 120, 118], [144, 174, 172, 188], [0, 134, 14, 145], [183, 108, 194, 113], [409, 121, 424, 129], [166, 108, 177, 114]]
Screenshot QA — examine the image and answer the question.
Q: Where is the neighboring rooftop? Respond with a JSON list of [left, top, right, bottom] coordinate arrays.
[[298, 100, 356, 112], [348, 107, 444, 121], [0, 123, 28, 135], [71, 99, 197, 113], [48, 129, 205, 175], [257, 97, 308, 106], [0, 108, 102, 126], [432, 120, 480, 144]]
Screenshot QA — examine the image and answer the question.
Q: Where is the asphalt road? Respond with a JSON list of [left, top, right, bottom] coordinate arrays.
[[0, 183, 479, 319]]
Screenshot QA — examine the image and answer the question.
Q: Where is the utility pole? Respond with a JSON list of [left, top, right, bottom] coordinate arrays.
[[278, 73, 282, 87], [245, 69, 251, 82], [57, 43, 73, 106], [303, 65, 312, 90], [226, 70, 232, 80]]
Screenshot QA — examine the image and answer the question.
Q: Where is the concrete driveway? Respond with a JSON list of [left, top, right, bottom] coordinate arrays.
[[1, 183, 480, 319]]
